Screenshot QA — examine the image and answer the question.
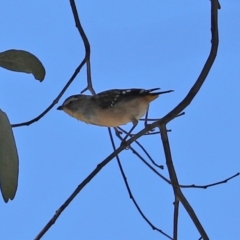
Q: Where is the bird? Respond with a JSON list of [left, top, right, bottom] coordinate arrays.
[[57, 88, 173, 142]]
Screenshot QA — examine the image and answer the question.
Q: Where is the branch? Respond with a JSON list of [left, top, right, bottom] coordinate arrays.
[[115, 127, 164, 169], [134, 139, 164, 169], [160, 125, 209, 240], [34, 142, 129, 240], [34, 1, 221, 239], [11, 60, 85, 128], [157, 2, 219, 238], [33, 122, 237, 239], [173, 198, 179, 240], [108, 128, 173, 239], [159, 0, 219, 124], [115, 128, 238, 192], [180, 172, 239, 189], [70, 0, 95, 95], [11, 0, 93, 128], [105, 0, 219, 160]]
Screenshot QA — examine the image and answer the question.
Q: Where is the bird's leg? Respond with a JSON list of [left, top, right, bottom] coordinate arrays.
[[114, 127, 123, 137], [144, 108, 149, 128], [120, 120, 138, 147], [144, 107, 155, 133]]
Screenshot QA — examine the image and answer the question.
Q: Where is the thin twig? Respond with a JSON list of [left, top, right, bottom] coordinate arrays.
[[108, 128, 173, 239], [11, 60, 85, 128], [117, 126, 169, 137], [115, 127, 164, 169], [173, 197, 179, 240], [70, 0, 95, 95], [114, 129, 173, 185], [11, 0, 93, 128], [180, 172, 239, 189], [114, 128, 238, 190], [139, 112, 185, 122], [134, 140, 164, 169]]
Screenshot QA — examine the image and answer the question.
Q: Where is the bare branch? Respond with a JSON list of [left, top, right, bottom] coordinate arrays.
[[108, 128, 173, 239], [173, 198, 179, 240], [159, 0, 219, 124], [134, 140, 164, 169], [157, 2, 219, 238], [34, 128, 236, 239], [70, 0, 95, 95], [114, 129, 238, 192], [160, 124, 209, 240], [34, 141, 129, 240], [34, 1, 221, 239], [139, 112, 185, 122], [115, 127, 164, 169], [11, 0, 93, 128], [180, 172, 239, 189], [11, 60, 85, 128]]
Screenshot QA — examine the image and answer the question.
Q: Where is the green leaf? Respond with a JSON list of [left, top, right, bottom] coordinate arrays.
[[0, 109, 19, 203], [0, 49, 46, 81]]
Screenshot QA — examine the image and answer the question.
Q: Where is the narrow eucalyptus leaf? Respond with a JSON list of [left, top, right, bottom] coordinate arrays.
[[0, 109, 19, 203], [0, 49, 46, 81]]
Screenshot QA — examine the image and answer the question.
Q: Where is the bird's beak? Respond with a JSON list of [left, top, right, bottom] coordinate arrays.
[[57, 106, 63, 110]]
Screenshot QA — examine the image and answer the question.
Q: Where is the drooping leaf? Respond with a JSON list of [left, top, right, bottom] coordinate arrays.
[[0, 49, 45, 81], [0, 109, 19, 203]]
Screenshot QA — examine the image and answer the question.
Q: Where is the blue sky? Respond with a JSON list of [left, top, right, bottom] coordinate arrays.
[[0, 1, 240, 239]]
